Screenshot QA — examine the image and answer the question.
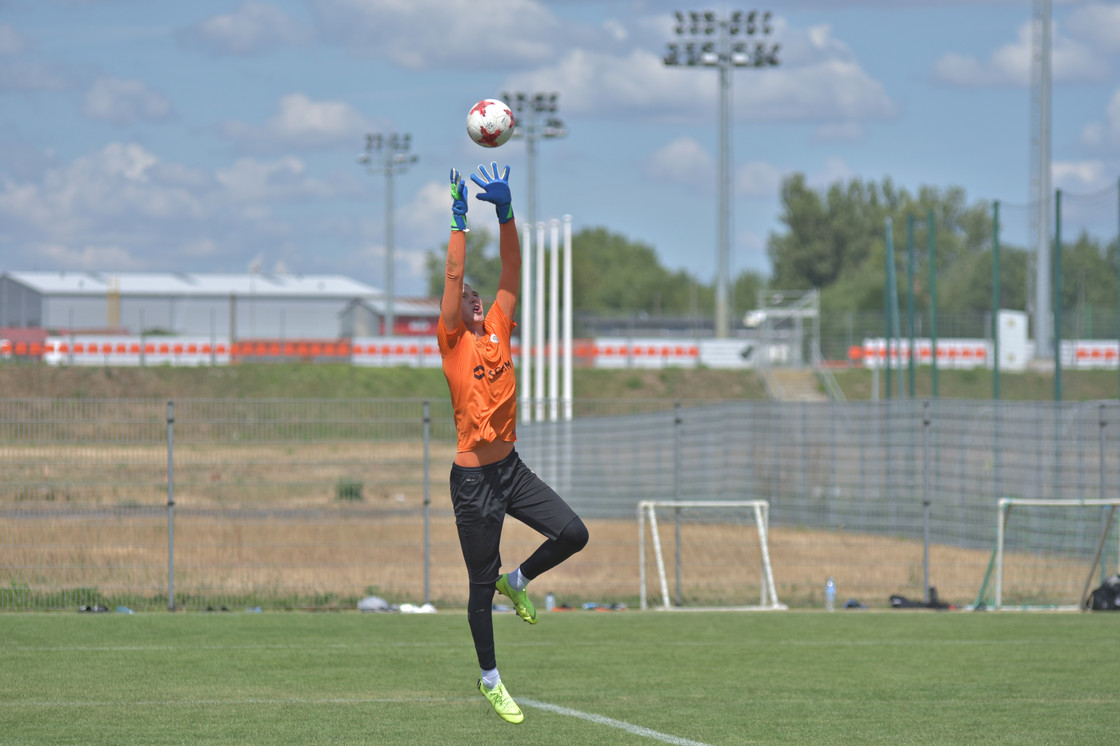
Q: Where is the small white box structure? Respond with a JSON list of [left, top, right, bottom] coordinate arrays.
[[997, 309, 1028, 371]]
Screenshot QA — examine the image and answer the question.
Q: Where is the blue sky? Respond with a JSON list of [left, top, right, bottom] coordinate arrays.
[[1, 0, 1119, 298]]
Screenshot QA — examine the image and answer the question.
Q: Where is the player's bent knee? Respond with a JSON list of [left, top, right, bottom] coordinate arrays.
[[560, 516, 589, 553]]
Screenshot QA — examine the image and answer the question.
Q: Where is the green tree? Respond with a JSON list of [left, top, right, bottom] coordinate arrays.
[[571, 227, 700, 315], [1058, 230, 1119, 337], [769, 174, 999, 316], [424, 225, 729, 319]]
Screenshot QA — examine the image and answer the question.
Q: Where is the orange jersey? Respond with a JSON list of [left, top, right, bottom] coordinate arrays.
[[437, 303, 518, 452]]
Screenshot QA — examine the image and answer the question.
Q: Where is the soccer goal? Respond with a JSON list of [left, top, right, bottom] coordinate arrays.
[[638, 500, 785, 611], [975, 498, 1120, 610]]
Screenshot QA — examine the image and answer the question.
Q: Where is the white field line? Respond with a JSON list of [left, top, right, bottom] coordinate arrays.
[[521, 698, 711, 746]]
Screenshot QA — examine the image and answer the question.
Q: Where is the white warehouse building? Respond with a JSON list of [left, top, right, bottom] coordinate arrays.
[[0, 271, 386, 339]]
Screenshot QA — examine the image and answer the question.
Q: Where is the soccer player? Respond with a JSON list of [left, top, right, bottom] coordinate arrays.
[[438, 163, 589, 724]]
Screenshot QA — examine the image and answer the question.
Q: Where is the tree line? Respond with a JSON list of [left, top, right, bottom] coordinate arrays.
[[426, 174, 1119, 337]]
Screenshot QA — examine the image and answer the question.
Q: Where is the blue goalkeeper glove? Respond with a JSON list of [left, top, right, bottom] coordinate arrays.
[[450, 168, 468, 232], [470, 162, 514, 224]]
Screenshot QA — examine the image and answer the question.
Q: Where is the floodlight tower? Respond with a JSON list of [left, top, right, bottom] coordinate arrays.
[[358, 132, 418, 336], [664, 10, 779, 338], [1030, 0, 1053, 359], [501, 92, 568, 234]]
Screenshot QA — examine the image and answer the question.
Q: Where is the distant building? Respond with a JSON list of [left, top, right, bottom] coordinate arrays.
[[339, 297, 441, 338], [0, 270, 437, 338]]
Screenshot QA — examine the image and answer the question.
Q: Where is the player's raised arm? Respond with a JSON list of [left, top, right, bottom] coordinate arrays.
[[441, 168, 469, 332], [471, 162, 520, 319]]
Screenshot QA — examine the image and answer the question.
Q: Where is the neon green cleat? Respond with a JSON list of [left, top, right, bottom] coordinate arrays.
[[478, 679, 524, 724], [496, 573, 537, 624]]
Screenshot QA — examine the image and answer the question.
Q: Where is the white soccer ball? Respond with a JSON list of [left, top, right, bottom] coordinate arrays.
[[466, 99, 515, 148]]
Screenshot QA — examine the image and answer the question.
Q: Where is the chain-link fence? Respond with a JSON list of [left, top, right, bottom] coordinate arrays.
[[2, 398, 1118, 611]]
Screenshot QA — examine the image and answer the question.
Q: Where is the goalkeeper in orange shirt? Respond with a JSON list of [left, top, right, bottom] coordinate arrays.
[[437, 162, 589, 724]]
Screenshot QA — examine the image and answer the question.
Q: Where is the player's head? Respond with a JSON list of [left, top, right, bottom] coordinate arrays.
[[461, 283, 485, 332]]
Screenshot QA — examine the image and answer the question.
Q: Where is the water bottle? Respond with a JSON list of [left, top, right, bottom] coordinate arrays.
[[545, 592, 556, 611], [825, 577, 836, 612]]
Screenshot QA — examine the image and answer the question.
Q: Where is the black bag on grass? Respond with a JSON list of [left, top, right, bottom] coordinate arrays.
[[1086, 575, 1120, 611]]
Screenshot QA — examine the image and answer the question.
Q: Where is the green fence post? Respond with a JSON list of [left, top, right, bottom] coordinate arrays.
[[928, 210, 939, 398], [1054, 189, 1062, 402], [907, 213, 916, 399]]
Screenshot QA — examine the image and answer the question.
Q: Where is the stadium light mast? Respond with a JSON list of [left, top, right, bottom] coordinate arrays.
[[501, 93, 567, 423], [664, 10, 779, 338], [501, 92, 568, 235], [358, 132, 418, 336]]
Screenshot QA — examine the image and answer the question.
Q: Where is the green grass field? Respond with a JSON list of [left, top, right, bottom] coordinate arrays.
[[2, 609, 1116, 745]]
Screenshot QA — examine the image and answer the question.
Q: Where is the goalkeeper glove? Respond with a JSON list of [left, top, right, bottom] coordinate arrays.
[[450, 168, 468, 232], [470, 162, 514, 224]]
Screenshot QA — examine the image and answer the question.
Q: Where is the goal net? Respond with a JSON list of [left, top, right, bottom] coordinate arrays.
[[975, 498, 1120, 610], [638, 500, 785, 611]]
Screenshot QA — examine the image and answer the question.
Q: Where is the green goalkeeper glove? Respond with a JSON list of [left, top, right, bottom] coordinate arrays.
[[450, 168, 468, 232]]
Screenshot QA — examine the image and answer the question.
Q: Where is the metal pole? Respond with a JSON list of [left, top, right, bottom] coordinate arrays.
[[907, 213, 916, 398], [922, 400, 932, 604], [884, 217, 893, 400], [548, 219, 560, 422], [384, 159, 395, 336], [674, 506, 683, 606], [1033, 0, 1053, 360], [663, 11, 778, 339], [520, 222, 533, 423], [562, 215, 573, 422], [993, 201, 1001, 400], [534, 221, 546, 422], [674, 403, 682, 606], [423, 401, 431, 605], [358, 133, 416, 338], [1054, 188, 1062, 401], [166, 400, 175, 611], [1100, 402, 1107, 586], [527, 116, 538, 238], [716, 52, 731, 338], [928, 210, 939, 398]]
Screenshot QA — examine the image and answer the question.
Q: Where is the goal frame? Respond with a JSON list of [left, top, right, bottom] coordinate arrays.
[[638, 500, 785, 611], [990, 497, 1120, 611]]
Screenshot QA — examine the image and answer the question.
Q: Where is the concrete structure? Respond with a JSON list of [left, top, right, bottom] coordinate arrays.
[[0, 271, 435, 338]]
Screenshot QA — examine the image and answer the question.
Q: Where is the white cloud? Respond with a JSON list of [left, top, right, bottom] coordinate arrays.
[[215, 156, 337, 203], [934, 19, 1107, 87], [220, 93, 374, 151], [1079, 88, 1120, 152], [505, 21, 895, 124], [180, 0, 309, 55], [643, 137, 785, 198], [310, 0, 571, 70], [1052, 159, 1107, 191], [35, 242, 144, 271], [645, 137, 713, 188], [1065, 2, 1120, 54], [83, 77, 173, 125], [0, 142, 348, 272]]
